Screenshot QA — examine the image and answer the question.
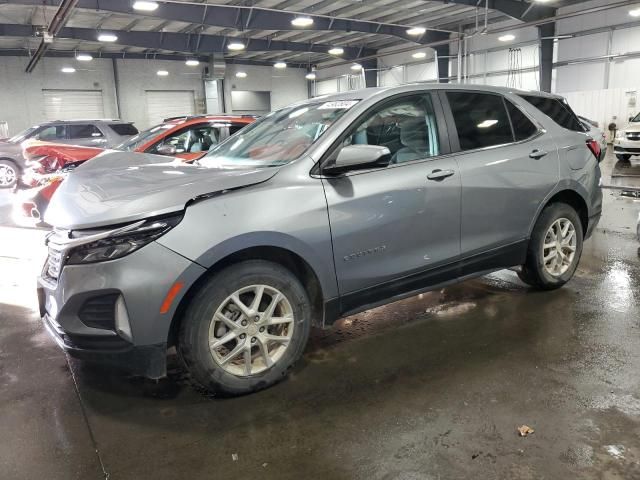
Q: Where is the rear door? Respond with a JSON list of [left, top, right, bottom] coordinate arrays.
[[440, 91, 559, 261], [321, 92, 461, 302]]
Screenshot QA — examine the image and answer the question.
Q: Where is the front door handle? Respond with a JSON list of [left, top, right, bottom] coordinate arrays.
[[529, 149, 548, 159], [427, 169, 455, 181]]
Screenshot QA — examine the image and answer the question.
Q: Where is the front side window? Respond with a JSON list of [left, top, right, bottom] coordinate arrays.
[[150, 124, 221, 154], [67, 124, 103, 139], [338, 94, 440, 163], [519, 95, 584, 132], [447, 92, 513, 151], [201, 100, 358, 168], [36, 125, 66, 141], [506, 101, 539, 141]]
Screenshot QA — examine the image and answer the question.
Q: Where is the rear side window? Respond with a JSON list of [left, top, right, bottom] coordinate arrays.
[[68, 124, 103, 138], [109, 123, 139, 136], [446, 92, 513, 151], [519, 95, 584, 132], [505, 101, 539, 141]]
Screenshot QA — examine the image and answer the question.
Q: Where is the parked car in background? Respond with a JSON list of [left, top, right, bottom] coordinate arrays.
[[0, 119, 137, 188], [13, 115, 256, 225], [578, 115, 607, 161], [614, 112, 640, 162], [39, 85, 602, 396]]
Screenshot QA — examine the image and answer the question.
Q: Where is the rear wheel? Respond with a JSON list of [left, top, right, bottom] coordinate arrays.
[[0, 160, 17, 188], [178, 260, 312, 396], [616, 154, 631, 162], [518, 203, 583, 290]]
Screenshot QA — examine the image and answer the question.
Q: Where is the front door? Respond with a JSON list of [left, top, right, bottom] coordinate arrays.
[[321, 93, 461, 301]]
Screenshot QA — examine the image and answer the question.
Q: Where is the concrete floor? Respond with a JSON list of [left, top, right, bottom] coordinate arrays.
[[1, 152, 639, 480]]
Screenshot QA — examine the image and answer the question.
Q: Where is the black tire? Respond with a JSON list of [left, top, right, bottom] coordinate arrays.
[[518, 202, 584, 290], [616, 154, 631, 162], [178, 260, 312, 396], [0, 159, 18, 189]]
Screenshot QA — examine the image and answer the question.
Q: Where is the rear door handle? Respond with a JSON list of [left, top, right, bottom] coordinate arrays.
[[529, 149, 548, 159], [427, 169, 455, 181]]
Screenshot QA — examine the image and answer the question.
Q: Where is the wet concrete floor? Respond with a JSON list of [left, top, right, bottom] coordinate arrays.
[[1, 152, 640, 479]]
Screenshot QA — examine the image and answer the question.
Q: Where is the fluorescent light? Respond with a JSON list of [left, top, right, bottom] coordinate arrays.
[[291, 16, 314, 27], [477, 119, 498, 128], [498, 34, 515, 42], [235, 71, 247, 78], [328, 47, 344, 55], [97, 33, 118, 42], [185, 59, 200, 66], [407, 26, 426, 36], [305, 72, 316, 80], [227, 41, 245, 51], [75, 53, 93, 61], [61, 67, 76, 73], [133, 1, 159, 11], [274, 62, 287, 69], [350, 63, 362, 71], [157, 70, 169, 76], [630, 8, 640, 17], [412, 51, 427, 59]]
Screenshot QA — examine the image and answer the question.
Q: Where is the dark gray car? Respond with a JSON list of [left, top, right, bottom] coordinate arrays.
[[38, 85, 602, 395], [0, 119, 137, 188]]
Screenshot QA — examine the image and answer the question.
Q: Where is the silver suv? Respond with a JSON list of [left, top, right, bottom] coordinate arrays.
[[39, 85, 602, 396], [0, 119, 137, 188]]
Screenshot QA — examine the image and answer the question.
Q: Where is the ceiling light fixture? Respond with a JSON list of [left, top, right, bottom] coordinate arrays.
[[407, 26, 426, 36], [236, 71, 247, 78], [157, 70, 169, 76], [185, 59, 200, 66], [227, 41, 245, 51], [97, 33, 118, 42], [350, 63, 362, 71], [274, 62, 287, 69], [305, 72, 316, 80], [498, 34, 515, 42], [291, 16, 314, 27], [133, 1, 159, 11], [412, 52, 427, 59], [630, 7, 640, 17], [75, 53, 93, 61], [328, 47, 344, 55], [61, 67, 76, 73]]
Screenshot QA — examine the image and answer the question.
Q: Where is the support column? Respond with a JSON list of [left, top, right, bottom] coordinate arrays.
[[538, 22, 555, 93], [435, 44, 450, 83], [362, 58, 378, 87]]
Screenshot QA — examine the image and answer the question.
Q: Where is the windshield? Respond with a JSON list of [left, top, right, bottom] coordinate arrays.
[[8, 126, 40, 143], [199, 100, 359, 168], [632, 113, 640, 123], [114, 123, 174, 151]]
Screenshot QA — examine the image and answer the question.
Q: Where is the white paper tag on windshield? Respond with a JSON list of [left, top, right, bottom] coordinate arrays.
[[318, 100, 359, 110]]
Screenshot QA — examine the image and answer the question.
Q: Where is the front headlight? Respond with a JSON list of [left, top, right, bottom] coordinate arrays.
[[65, 214, 182, 265], [615, 130, 625, 139]]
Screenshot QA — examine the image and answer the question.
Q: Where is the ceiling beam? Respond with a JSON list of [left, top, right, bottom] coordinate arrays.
[[0, 23, 378, 60], [25, 0, 77, 72]]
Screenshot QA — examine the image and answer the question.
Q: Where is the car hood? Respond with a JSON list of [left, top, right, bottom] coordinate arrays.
[[0, 141, 22, 157], [45, 150, 279, 229]]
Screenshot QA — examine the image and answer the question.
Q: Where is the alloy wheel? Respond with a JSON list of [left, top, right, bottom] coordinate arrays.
[[208, 285, 295, 377], [0, 164, 16, 187], [542, 218, 577, 276]]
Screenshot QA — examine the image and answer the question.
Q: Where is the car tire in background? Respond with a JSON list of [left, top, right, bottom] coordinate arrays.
[[0, 159, 18, 188], [518, 202, 584, 290], [616, 154, 631, 162], [178, 260, 312, 396]]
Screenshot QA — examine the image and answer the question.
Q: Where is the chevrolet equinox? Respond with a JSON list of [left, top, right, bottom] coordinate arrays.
[[39, 85, 602, 395]]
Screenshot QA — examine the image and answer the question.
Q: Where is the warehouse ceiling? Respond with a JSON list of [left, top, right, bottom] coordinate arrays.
[[0, 0, 583, 67]]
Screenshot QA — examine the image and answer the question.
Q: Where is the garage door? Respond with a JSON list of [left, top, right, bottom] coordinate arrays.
[[146, 90, 195, 126], [42, 90, 105, 121]]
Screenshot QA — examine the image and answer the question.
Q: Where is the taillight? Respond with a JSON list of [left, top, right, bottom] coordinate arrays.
[[586, 139, 601, 160]]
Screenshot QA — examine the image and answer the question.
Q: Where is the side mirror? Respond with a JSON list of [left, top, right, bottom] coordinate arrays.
[[155, 144, 177, 156], [323, 145, 391, 175]]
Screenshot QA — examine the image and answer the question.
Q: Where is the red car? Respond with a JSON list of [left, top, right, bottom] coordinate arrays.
[[14, 115, 256, 225]]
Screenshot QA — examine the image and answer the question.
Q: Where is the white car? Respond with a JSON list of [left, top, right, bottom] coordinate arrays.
[[614, 113, 640, 162], [578, 116, 607, 161]]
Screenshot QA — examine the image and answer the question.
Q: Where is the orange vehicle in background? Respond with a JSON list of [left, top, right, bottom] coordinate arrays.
[[14, 114, 257, 225]]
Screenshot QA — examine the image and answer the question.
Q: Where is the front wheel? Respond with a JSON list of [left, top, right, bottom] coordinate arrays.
[[518, 203, 584, 290], [178, 260, 312, 396], [0, 160, 18, 188]]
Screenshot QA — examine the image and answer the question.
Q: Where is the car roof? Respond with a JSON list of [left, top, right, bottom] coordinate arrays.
[[44, 119, 131, 125]]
